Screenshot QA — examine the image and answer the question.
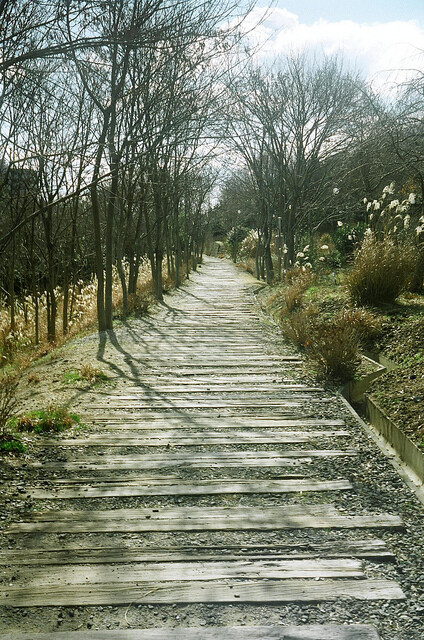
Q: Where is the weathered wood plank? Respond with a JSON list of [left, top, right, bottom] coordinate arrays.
[[48, 430, 350, 447], [11, 504, 341, 521], [49, 472, 307, 484], [77, 418, 346, 428], [0, 625, 382, 640], [122, 384, 314, 390], [88, 400, 306, 409], [104, 386, 322, 394], [0, 578, 405, 607], [8, 505, 403, 533], [30, 450, 357, 470], [28, 478, 352, 499], [128, 355, 298, 360], [0, 539, 394, 566], [30, 457, 313, 471], [6, 559, 365, 587]]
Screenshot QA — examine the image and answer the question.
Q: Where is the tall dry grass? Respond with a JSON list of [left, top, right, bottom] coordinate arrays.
[[0, 259, 162, 370], [347, 235, 416, 305]]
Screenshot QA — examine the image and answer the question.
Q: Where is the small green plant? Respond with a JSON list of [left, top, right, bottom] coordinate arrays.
[[14, 405, 82, 434], [0, 436, 26, 453], [64, 364, 108, 385], [63, 370, 81, 383]]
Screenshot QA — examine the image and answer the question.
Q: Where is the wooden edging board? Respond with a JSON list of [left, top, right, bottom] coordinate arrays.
[[365, 396, 424, 481]]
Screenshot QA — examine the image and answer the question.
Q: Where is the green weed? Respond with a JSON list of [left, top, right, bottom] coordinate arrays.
[[63, 371, 81, 383], [64, 364, 109, 385], [0, 435, 26, 454], [14, 405, 83, 434]]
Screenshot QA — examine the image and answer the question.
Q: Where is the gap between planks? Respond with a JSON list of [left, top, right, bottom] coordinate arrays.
[[0, 539, 394, 566]]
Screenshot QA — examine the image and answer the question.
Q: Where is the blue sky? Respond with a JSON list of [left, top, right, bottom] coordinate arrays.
[[240, 2, 424, 91], [261, 0, 424, 26]]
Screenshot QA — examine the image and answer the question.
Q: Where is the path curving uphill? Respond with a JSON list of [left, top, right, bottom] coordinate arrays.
[[1, 257, 424, 639]]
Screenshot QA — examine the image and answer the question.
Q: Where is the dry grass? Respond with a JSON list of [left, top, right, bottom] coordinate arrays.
[[347, 235, 416, 305], [0, 373, 19, 437], [283, 268, 316, 312], [306, 316, 361, 380], [80, 363, 108, 383], [266, 267, 370, 380], [282, 304, 319, 348], [337, 307, 383, 344], [0, 259, 169, 371]]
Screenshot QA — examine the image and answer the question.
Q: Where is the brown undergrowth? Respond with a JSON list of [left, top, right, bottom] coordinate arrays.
[[263, 265, 424, 445], [266, 267, 382, 381]]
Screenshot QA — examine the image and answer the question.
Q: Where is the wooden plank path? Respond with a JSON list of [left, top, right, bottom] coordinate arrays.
[[0, 257, 407, 639], [0, 624, 382, 639]]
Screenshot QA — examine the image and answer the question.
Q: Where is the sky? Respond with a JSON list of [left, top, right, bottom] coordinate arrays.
[[242, 1, 424, 92]]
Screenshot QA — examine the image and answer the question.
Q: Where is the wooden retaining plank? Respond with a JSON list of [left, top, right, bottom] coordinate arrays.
[[29, 478, 352, 499], [0, 578, 405, 607], [0, 625, 383, 639], [6, 559, 365, 587], [0, 540, 394, 566], [8, 505, 403, 533]]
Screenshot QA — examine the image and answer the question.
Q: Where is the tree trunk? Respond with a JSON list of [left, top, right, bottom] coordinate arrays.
[[9, 236, 15, 333], [410, 232, 424, 293], [154, 248, 163, 301], [116, 256, 128, 315]]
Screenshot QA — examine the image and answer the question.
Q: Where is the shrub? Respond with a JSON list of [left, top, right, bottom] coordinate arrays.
[[238, 230, 258, 261], [0, 373, 26, 455], [333, 223, 366, 261], [306, 312, 361, 380], [226, 226, 250, 262], [80, 363, 108, 383], [0, 373, 19, 438], [337, 307, 382, 345], [14, 405, 82, 434], [283, 267, 316, 312], [347, 234, 416, 305], [283, 304, 319, 348], [0, 436, 26, 454]]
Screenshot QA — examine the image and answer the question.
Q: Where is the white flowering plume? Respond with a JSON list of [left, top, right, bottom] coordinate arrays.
[[364, 183, 420, 240]]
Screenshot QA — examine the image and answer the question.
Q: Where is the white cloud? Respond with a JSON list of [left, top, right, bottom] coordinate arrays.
[[243, 7, 424, 91]]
